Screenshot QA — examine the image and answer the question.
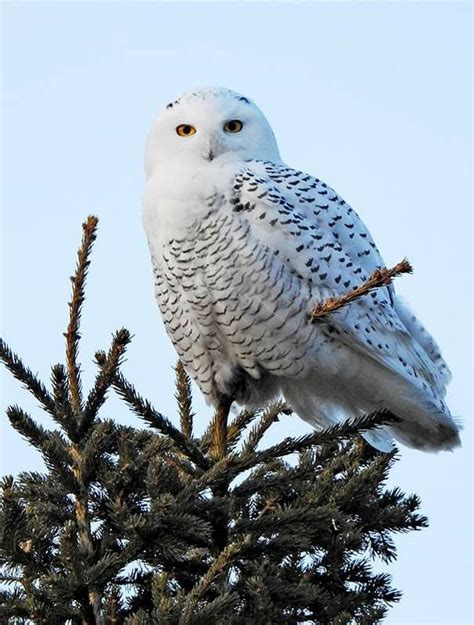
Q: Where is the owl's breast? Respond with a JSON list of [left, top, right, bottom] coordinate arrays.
[[143, 161, 239, 249], [152, 210, 322, 405], [152, 212, 247, 402]]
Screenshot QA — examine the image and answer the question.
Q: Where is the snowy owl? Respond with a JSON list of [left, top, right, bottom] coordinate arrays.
[[143, 86, 460, 452]]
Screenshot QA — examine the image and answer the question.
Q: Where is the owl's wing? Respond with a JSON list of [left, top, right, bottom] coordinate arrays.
[[229, 161, 446, 396], [254, 161, 454, 388], [393, 297, 452, 386]]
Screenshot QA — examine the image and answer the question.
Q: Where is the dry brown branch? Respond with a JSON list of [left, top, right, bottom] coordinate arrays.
[[199, 408, 253, 454], [309, 259, 412, 321], [65, 215, 99, 414], [211, 399, 232, 460]]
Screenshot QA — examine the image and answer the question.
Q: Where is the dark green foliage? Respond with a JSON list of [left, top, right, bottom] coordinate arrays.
[[0, 217, 427, 624]]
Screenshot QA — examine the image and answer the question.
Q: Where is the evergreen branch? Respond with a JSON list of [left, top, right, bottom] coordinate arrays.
[[226, 409, 258, 450], [0, 574, 23, 584], [0, 214, 428, 623], [0, 338, 55, 414], [309, 259, 413, 321], [65, 215, 99, 415], [66, 442, 102, 620], [241, 400, 288, 455], [102, 367, 210, 471], [50, 364, 75, 435], [6, 405, 72, 473], [182, 456, 233, 496], [180, 541, 241, 625], [82, 329, 131, 433], [198, 419, 218, 454], [163, 451, 201, 480], [234, 410, 398, 472], [199, 407, 257, 454], [231, 459, 312, 500], [81, 421, 116, 484], [234, 505, 332, 537], [188, 591, 239, 623], [175, 361, 194, 438]]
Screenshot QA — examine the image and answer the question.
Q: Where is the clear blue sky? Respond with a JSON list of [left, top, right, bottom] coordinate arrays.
[[1, 2, 472, 623]]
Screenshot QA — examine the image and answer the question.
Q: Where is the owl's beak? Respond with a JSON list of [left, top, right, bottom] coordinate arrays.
[[202, 137, 222, 162]]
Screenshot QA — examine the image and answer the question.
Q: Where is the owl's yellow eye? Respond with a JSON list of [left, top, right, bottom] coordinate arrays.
[[176, 124, 197, 137], [223, 119, 243, 133]]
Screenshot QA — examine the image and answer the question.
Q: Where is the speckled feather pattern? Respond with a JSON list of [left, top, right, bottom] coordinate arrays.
[[144, 88, 460, 452]]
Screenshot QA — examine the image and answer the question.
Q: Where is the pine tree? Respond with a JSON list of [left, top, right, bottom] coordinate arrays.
[[0, 217, 427, 624]]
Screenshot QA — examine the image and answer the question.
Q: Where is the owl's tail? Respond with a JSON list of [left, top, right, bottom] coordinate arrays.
[[279, 359, 461, 453], [380, 393, 461, 452]]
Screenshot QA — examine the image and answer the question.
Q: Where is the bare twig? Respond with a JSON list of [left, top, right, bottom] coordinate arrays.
[[309, 259, 412, 321], [65, 215, 99, 415]]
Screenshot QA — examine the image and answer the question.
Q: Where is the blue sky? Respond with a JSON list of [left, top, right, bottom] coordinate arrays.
[[1, 2, 472, 623]]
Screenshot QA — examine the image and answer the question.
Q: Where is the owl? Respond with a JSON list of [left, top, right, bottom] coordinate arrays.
[[143, 87, 460, 452]]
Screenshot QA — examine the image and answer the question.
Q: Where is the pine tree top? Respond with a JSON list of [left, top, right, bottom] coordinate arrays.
[[0, 217, 427, 624]]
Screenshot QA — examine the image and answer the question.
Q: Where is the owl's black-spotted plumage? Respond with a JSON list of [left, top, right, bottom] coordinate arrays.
[[144, 87, 459, 452]]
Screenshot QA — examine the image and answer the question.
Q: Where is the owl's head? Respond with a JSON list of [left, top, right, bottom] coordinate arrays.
[[145, 87, 281, 176]]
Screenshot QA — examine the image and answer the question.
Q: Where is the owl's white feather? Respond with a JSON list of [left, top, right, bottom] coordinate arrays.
[[143, 87, 460, 452]]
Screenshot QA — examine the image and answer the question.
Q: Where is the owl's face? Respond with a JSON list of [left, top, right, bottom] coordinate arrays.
[[145, 88, 281, 176]]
